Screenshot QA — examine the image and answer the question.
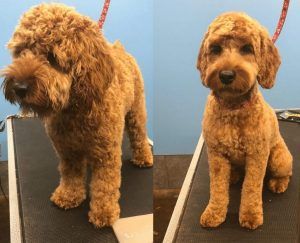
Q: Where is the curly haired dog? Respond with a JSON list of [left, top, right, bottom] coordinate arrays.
[[197, 12, 293, 229], [2, 3, 153, 227]]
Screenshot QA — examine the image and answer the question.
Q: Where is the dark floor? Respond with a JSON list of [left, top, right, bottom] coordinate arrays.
[[0, 161, 9, 243], [0, 156, 192, 243], [154, 155, 192, 243]]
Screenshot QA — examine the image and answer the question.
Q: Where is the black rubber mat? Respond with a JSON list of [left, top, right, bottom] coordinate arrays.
[[11, 117, 152, 243], [176, 120, 300, 243]]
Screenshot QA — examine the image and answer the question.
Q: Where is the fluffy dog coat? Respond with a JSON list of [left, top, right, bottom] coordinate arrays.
[[2, 4, 153, 227], [197, 13, 292, 229]]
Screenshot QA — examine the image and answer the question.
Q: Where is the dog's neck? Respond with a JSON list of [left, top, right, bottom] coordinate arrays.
[[213, 84, 258, 110]]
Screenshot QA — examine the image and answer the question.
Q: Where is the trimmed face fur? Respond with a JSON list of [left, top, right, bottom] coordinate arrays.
[[197, 12, 281, 101], [2, 3, 114, 117]]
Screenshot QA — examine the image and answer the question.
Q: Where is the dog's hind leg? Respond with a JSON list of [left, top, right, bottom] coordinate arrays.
[[267, 137, 293, 193], [125, 107, 153, 167], [50, 153, 87, 209], [125, 72, 153, 167]]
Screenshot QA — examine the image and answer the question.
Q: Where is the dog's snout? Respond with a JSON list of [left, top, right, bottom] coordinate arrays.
[[219, 70, 236, 85], [12, 82, 29, 99]]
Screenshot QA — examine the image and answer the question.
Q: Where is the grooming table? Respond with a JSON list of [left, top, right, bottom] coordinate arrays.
[[164, 116, 300, 243], [7, 117, 153, 243]]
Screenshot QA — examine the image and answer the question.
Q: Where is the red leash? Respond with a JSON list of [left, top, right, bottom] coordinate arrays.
[[97, 1, 289, 39], [98, 0, 111, 29], [272, 0, 290, 43], [97, 0, 288, 40]]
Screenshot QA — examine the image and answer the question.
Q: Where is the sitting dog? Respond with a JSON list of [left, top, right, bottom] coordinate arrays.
[[2, 3, 153, 227], [197, 12, 292, 229]]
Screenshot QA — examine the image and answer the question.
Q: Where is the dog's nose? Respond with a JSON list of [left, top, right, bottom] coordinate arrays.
[[219, 70, 236, 85], [12, 82, 29, 99]]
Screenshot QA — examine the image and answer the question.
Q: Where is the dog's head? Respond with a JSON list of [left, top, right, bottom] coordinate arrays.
[[197, 12, 280, 100], [2, 3, 114, 117]]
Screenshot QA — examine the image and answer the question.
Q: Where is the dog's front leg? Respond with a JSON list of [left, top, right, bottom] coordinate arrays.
[[200, 151, 230, 227], [88, 125, 123, 228], [239, 153, 268, 229], [88, 150, 122, 227], [51, 155, 87, 209]]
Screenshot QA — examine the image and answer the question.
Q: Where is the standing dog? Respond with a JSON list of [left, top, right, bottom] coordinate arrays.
[[2, 3, 153, 227], [197, 13, 292, 229]]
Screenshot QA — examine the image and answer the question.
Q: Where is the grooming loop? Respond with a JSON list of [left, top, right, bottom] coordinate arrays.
[[98, 0, 111, 29], [272, 0, 289, 43]]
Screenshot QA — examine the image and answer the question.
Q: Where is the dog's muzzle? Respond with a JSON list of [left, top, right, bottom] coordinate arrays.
[[219, 70, 236, 85]]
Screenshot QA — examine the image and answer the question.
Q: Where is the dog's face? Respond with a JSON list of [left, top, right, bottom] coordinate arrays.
[[2, 3, 114, 117], [2, 49, 72, 116], [197, 13, 281, 100]]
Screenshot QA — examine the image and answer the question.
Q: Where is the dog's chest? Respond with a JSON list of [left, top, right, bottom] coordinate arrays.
[[203, 114, 263, 164], [44, 115, 89, 151], [207, 124, 246, 157]]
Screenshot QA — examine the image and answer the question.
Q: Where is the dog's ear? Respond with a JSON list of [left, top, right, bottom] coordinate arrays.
[[196, 32, 209, 86], [67, 32, 115, 107], [257, 29, 281, 89]]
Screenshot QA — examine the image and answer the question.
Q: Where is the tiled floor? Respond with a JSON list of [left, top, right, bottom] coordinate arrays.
[[154, 155, 192, 243], [0, 161, 9, 243]]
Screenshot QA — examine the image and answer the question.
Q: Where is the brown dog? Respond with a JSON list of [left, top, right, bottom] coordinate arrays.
[[197, 12, 292, 229], [2, 3, 153, 227]]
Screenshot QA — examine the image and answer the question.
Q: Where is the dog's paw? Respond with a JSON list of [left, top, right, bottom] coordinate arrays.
[[239, 210, 263, 229], [88, 206, 120, 228], [131, 145, 153, 168], [131, 158, 153, 168], [200, 206, 226, 228], [268, 176, 290, 193], [50, 185, 86, 209]]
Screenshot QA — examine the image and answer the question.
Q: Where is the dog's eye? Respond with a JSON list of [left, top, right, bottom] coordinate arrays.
[[210, 45, 222, 55], [13, 48, 22, 57], [47, 52, 65, 72], [47, 52, 58, 66], [240, 44, 254, 54]]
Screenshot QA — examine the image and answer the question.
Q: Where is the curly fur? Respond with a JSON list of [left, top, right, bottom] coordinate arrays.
[[197, 12, 292, 229], [2, 3, 153, 227]]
